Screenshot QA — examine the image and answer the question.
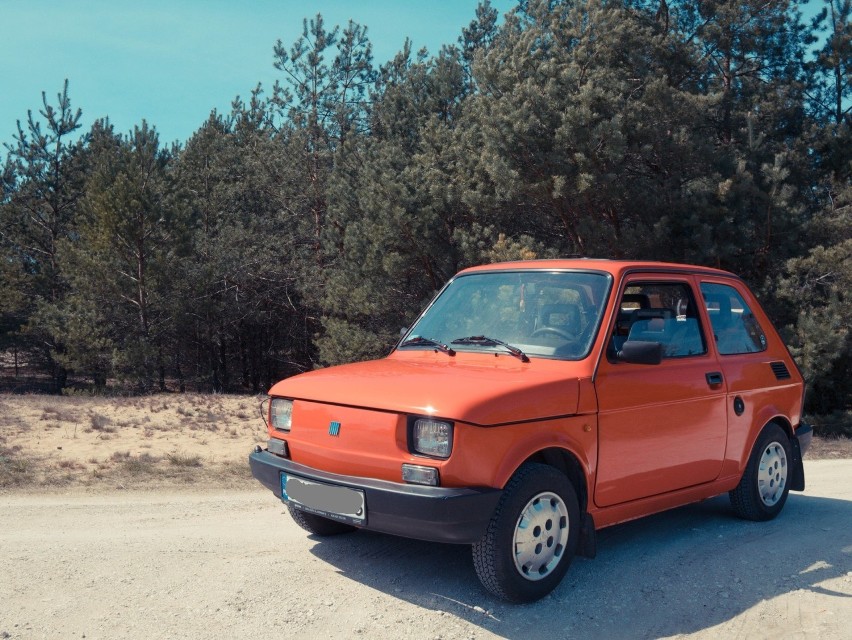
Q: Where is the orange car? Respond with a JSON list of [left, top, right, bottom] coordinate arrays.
[[249, 259, 811, 602]]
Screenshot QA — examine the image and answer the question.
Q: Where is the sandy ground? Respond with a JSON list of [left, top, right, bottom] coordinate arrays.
[[0, 395, 852, 640], [0, 394, 268, 490], [1, 394, 851, 638], [0, 460, 850, 639]]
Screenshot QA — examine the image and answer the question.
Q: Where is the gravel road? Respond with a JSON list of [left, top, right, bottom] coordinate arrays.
[[2, 459, 851, 640]]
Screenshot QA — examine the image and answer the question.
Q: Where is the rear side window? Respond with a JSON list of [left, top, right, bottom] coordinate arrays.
[[700, 283, 767, 355], [610, 282, 707, 358]]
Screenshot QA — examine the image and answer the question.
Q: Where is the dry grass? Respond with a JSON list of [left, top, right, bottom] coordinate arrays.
[[806, 434, 852, 459], [0, 393, 267, 491], [1, 392, 848, 493], [165, 450, 203, 467], [0, 442, 34, 487]]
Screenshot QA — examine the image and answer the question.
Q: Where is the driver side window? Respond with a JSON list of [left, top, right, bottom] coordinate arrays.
[[611, 282, 707, 358]]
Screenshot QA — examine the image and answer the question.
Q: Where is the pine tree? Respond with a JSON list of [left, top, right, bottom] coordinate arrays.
[[466, 0, 713, 258], [319, 41, 480, 365], [810, 0, 852, 126], [459, 0, 500, 92], [272, 16, 376, 262], [655, 0, 815, 279], [776, 180, 851, 420], [61, 121, 188, 390], [0, 80, 87, 387], [173, 92, 323, 391]]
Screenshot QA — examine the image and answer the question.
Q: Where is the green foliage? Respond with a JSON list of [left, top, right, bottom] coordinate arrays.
[[1, 4, 851, 420], [776, 179, 852, 418], [1, 80, 87, 386], [809, 0, 852, 125], [59, 121, 187, 391], [318, 317, 393, 366]]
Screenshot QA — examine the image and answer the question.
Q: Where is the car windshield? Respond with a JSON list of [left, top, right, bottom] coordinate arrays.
[[402, 270, 612, 360]]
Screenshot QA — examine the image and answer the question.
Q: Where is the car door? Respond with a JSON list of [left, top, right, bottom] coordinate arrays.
[[697, 278, 803, 468], [594, 275, 728, 507]]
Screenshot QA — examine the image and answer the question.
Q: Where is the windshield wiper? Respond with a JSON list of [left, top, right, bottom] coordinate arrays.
[[451, 335, 530, 363], [399, 336, 456, 356]]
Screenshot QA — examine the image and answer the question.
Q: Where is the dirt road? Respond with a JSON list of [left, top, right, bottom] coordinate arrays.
[[2, 459, 851, 639]]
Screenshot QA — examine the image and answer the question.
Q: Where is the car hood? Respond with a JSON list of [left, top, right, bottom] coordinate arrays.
[[268, 354, 581, 426]]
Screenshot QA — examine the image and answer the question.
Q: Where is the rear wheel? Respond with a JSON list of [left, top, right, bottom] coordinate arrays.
[[472, 463, 580, 602], [730, 423, 792, 521], [287, 504, 357, 536]]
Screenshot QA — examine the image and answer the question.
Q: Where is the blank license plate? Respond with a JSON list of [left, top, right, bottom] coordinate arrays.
[[281, 473, 366, 525]]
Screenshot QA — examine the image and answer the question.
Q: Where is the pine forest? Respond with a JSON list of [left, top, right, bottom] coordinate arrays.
[[1, 1, 850, 431]]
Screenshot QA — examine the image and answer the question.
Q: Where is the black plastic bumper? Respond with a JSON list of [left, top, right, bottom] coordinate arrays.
[[795, 422, 813, 456], [789, 422, 813, 492], [249, 450, 502, 544]]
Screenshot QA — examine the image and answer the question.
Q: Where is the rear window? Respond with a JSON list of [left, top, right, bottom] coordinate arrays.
[[700, 283, 767, 355]]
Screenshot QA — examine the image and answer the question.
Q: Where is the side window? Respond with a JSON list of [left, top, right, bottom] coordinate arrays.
[[610, 282, 707, 358], [700, 283, 767, 355]]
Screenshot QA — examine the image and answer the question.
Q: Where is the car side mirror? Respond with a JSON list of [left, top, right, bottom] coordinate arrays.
[[617, 340, 663, 365]]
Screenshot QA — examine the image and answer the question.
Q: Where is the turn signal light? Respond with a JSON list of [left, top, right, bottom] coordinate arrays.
[[402, 464, 439, 486], [267, 438, 289, 457]]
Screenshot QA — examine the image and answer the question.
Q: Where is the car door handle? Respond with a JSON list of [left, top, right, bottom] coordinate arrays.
[[705, 372, 724, 386]]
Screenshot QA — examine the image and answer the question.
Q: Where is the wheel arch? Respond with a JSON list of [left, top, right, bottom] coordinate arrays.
[[519, 447, 589, 513], [767, 414, 793, 437], [759, 415, 805, 493], [740, 409, 795, 470]]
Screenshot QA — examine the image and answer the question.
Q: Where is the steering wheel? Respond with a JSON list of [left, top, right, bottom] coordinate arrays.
[[531, 326, 575, 341]]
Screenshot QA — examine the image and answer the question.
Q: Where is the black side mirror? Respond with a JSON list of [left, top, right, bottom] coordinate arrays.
[[617, 340, 663, 365]]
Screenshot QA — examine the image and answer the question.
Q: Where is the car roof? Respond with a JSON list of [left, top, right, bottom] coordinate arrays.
[[458, 258, 738, 280]]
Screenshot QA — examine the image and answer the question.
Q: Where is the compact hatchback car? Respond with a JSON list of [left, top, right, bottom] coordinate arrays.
[[250, 259, 811, 602]]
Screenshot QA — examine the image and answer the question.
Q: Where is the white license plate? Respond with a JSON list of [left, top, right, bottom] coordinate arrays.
[[281, 473, 366, 525]]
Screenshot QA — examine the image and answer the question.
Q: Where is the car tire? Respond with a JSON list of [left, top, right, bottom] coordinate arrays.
[[472, 463, 580, 602], [287, 504, 357, 536], [730, 422, 792, 521]]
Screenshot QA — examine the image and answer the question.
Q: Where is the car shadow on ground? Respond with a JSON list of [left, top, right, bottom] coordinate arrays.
[[307, 492, 852, 638]]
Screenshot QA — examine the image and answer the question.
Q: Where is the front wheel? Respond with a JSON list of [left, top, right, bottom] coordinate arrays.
[[287, 504, 357, 536], [472, 463, 580, 602], [730, 423, 792, 521]]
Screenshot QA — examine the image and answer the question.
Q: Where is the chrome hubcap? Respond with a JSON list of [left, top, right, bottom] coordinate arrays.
[[512, 491, 570, 581], [758, 441, 788, 506]]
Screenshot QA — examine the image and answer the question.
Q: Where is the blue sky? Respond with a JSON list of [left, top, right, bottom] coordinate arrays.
[[1, 0, 516, 148]]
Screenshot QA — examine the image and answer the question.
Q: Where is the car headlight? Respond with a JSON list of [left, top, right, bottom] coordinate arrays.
[[410, 418, 453, 458], [270, 398, 293, 431]]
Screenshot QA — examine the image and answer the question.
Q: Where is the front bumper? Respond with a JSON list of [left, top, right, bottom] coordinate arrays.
[[249, 450, 501, 544]]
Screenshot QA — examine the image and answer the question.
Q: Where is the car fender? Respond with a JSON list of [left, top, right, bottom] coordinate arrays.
[[739, 405, 794, 471], [490, 418, 596, 492]]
